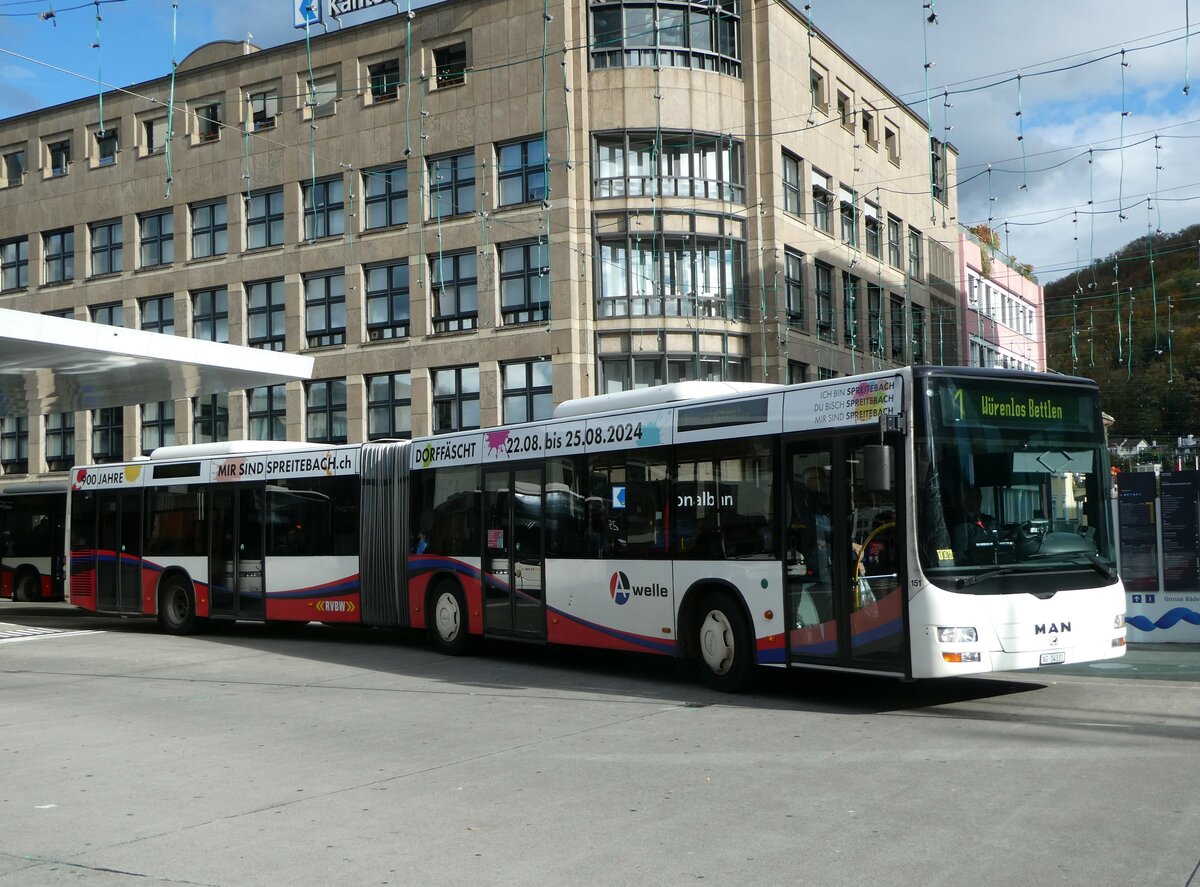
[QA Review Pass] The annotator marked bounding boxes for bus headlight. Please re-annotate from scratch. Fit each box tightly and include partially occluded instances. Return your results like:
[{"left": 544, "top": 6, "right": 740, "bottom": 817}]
[{"left": 937, "top": 626, "right": 978, "bottom": 644}]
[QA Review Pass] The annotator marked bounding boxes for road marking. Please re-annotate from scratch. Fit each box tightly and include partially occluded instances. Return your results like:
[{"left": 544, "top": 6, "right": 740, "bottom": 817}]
[{"left": 0, "top": 627, "right": 100, "bottom": 644}]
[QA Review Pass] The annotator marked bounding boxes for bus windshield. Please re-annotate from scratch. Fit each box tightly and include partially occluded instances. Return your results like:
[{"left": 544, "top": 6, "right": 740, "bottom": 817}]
[{"left": 914, "top": 374, "right": 1116, "bottom": 593}]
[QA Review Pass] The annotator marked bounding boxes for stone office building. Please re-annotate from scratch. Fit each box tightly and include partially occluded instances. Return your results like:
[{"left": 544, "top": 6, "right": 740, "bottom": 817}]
[{"left": 0, "top": 0, "right": 958, "bottom": 477}]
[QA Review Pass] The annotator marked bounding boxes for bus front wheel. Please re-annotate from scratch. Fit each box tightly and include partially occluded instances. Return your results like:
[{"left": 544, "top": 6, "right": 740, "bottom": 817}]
[
  {"left": 430, "top": 582, "right": 469, "bottom": 655},
  {"left": 158, "top": 578, "right": 199, "bottom": 635},
  {"left": 694, "top": 591, "right": 754, "bottom": 692}
]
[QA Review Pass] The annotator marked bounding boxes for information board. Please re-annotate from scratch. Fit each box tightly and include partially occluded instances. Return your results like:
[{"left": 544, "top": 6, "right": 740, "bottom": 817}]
[
  {"left": 1117, "top": 472, "right": 1159, "bottom": 592},
  {"left": 1159, "top": 472, "right": 1200, "bottom": 592}
]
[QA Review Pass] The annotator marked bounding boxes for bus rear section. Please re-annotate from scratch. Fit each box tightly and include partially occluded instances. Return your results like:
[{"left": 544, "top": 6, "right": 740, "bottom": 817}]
[
  {"left": 1, "top": 483, "right": 68, "bottom": 602},
  {"left": 66, "top": 442, "right": 411, "bottom": 632}
]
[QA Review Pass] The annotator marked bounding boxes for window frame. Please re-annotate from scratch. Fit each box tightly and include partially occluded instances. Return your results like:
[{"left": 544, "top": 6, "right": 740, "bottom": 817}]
[
  {"left": 431, "top": 365, "right": 481, "bottom": 434},
  {"left": 501, "top": 358, "right": 553, "bottom": 424},
  {"left": 363, "top": 165, "right": 408, "bottom": 230},
  {"left": 302, "top": 176, "right": 346, "bottom": 241},
  {"left": 43, "top": 227, "right": 75, "bottom": 284},
  {"left": 190, "top": 198, "right": 228, "bottom": 259},
  {"left": 366, "top": 372, "right": 412, "bottom": 440},
  {"left": 248, "top": 384, "right": 288, "bottom": 441},
  {"left": 430, "top": 250, "right": 478, "bottom": 333},
  {"left": 304, "top": 270, "right": 347, "bottom": 348},
  {"left": 428, "top": 151, "right": 476, "bottom": 219},
  {"left": 497, "top": 137, "right": 548, "bottom": 207},
  {"left": 784, "top": 247, "right": 805, "bottom": 327},
  {"left": 247, "top": 278, "right": 287, "bottom": 351},
  {"left": 139, "top": 209, "right": 174, "bottom": 268},
  {"left": 305, "top": 379, "right": 348, "bottom": 444},
  {"left": 245, "top": 187, "right": 285, "bottom": 250},
  {"left": 365, "top": 261, "right": 410, "bottom": 340},
  {"left": 498, "top": 241, "right": 550, "bottom": 325},
  {"left": 1, "top": 236, "right": 29, "bottom": 291}
]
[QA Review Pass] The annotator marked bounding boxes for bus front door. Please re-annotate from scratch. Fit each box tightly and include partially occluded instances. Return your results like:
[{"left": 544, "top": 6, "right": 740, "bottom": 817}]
[
  {"left": 785, "top": 435, "right": 905, "bottom": 671},
  {"left": 482, "top": 466, "right": 546, "bottom": 639},
  {"left": 209, "top": 487, "right": 265, "bottom": 619},
  {"left": 95, "top": 490, "right": 143, "bottom": 613}
]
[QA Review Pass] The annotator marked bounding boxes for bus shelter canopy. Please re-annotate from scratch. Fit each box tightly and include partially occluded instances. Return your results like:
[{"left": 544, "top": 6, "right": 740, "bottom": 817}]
[{"left": 0, "top": 309, "right": 314, "bottom": 415}]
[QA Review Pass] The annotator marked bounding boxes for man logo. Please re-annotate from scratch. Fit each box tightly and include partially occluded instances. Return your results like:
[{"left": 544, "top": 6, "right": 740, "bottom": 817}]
[{"left": 610, "top": 571, "right": 631, "bottom": 605}]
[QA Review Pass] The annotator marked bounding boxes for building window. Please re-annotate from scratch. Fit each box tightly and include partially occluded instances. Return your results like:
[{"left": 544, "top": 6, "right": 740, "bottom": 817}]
[
  {"left": 931, "top": 138, "right": 947, "bottom": 204},
  {"left": 192, "top": 394, "right": 229, "bottom": 444},
  {"left": 595, "top": 131, "right": 745, "bottom": 202},
  {"left": 499, "top": 241, "right": 549, "bottom": 324},
  {"left": 247, "top": 279, "right": 286, "bottom": 351},
  {"left": 305, "top": 74, "right": 338, "bottom": 117},
  {"left": 305, "top": 379, "right": 347, "bottom": 444},
  {"left": 784, "top": 248, "right": 804, "bottom": 326},
  {"left": 139, "top": 210, "right": 174, "bottom": 267},
  {"left": 303, "top": 176, "right": 345, "bottom": 241},
  {"left": 890, "top": 296, "right": 906, "bottom": 362},
  {"left": 248, "top": 384, "right": 287, "bottom": 441},
  {"left": 368, "top": 58, "right": 401, "bottom": 102},
  {"left": 89, "top": 219, "right": 122, "bottom": 276},
  {"left": 1, "top": 237, "right": 29, "bottom": 291},
  {"left": 192, "top": 287, "right": 229, "bottom": 343},
  {"left": 598, "top": 335, "right": 747, "bottom": 391},
  {"left": 908, "top": 227, "right": 922, "bottom": 279},
  {"left": 433, "top": 43, "right": 468, "bottom": 88},
  {"left": 498, "top": 137, "right": 547, "bottom": 207},
  {"left": 502, "top": 359, "right": 553, "bottom": 424},
  {"left": 49, "top": 139, "right": 71, "bottom": 175},
  {"left": 45, "top": 412, "right": 74, "bottom": 472},
  {"left": 0, "top": 417, "right": 29, "bottom": 475},
  {"left": 191, "top": 199, "right": 228, "bottom": 259},
  {"left": 43, "top": 228, "right": 74, "bottom": 284},
  {"left": 596, "top": 229, "right": 747, "bottom": 320},
  {"left": 867, "top": 284, "right": 884, "bottom": 357},
  {"left": 810, "top": 66, "right": 828, "bottom": 112},
  {"left": 837, "top": 90, "right": 853, "bottom": 131},
  {"left": 4, "top": 148, "right": 25, "bottom": 186},
  {"left": 364, "top": 165, "right": 407, "bottom": 229},
  {"left": 196, "top": 103, "right": 221, "bottom": 142},
  {"left": 144, "top": 118, "right": 168, "bottom": 154},
  {"left": 92, "top": 302, "right": 123, "bottom": 327},
  {"left": 911, "top": 305, "right": 926, "bottom": 363},
  {"left": 140, "top": 295, "right": 174, "bottom": 334},
  {"left": 367, "top": 372, "right": 411, "bottom": 440},
  {"left": 781, "top": 151, "right": 801, "bottom": 216},
  {"left": 141, "top": 401, "right": 175, "bottom": 454},
  {"left": 817, "top": 366, "right": 836, "bottom": 380},
  {"left": 842, "top": 275, "right": 859, "bottom": 348},
  {"left": 91, "top": 408, "right": 123, "bottom": 463},
  {"left": 787, "top": 362, "right": 808, "bottom": 385},
  {"left": 365, "top": 261, "right": 410, "bottom": 340},
  {"left": 839, "top": 188, "right": 857, "bottom": 247},
  {"left": 811, "top": 170, "right": 832, "bottom": 234},
  {"left": 815, "top": 262, "right": 834, "bottom": 342},
  {"left": 430, "top": 251, "right": 478, "bottom": 332},
  {"left": 429, "top": 151, "right": 475, "bottom": 218},
  {"left": 304, "top": 271, "right": 346, "bottom": 347},
  {"left": 885, "top": 124, "right": 900, "bottom": 165},
  {"left": 249, "top": 89, "right": 279, "bottom": 131},
  {"left": 245, "top": 187, "right": 284, "bottom": 250},
  {"left": 432, "top": 366, "right": 480, "bottom": 434},
  {"left": 95, "top": 129, "right": 118, "bottom": 166},
  {"left": 887, "top": 215, "right": 902, "bottom": 269},
  {"left": 590, "top": 0, "right": 742, "bottom": 77},
  {"left": 865, "top": 204, "right": 881, "bottom": 258},
  {"left": 861, "top": 109, "right": 877, "bottom": 148}
]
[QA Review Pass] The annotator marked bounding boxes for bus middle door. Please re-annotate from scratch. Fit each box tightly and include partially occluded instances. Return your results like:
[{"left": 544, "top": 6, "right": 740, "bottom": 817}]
[
  {"left": 482, "top": 465, "right": 546, "bottom": 639},
  {"left": 209, "top": 486, "right": 265, "bottom": 619}
]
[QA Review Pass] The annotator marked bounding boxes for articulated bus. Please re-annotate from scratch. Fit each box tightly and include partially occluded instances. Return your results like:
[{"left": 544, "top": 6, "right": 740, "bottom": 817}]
[
  {"left": 1, "top": 481, "right": 68, "bottom": 602},
  {"left": 66, "top": 366, "right": 1126, "bottom": 690}
]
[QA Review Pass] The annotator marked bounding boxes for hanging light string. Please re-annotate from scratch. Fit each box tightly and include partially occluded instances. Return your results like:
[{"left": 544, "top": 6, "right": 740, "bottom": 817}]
[
  {"left": 92, "top": 0, "right": 103, "bottom": 132},
  {"left": 1015, "top": 71, "right": 1029, "bottom": 191},
  {"left": 1154, "top": 134, "right": 1165, "bottom": 234},
  {"left": 1114, "top": 257, "right": 1123, "bottom": 365},
  {"left": 163, "top": 0, "right": 178, "bottom": 197},
  {"left": 1146, "top": 200, "right": 1161, "bottom": 357},
  {"left": 1186, "top": 0, "right": 1193, "bottom": 96},
  {"left": 1118, "top": 49, "right": 1130, "bottom": 221},
  {"left": 303, "top": 15, "right": 319, "bottom": 240},
  {"left": 404, "top": 2, "right": 414, "bottom": 159},
  {"left": 921, "top": 0, "right": 937, "bottom": 222}
]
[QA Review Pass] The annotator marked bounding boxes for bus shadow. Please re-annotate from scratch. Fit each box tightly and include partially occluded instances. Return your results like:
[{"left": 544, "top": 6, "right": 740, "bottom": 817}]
[{"left": 0, "top": 604, "right": 1040, "bottom": 715}]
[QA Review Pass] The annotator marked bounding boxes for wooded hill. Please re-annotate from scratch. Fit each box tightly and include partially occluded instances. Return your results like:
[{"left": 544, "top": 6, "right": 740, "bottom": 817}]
[{"left": 1042, "top": 223, "right": 1200, "bottom": 439}]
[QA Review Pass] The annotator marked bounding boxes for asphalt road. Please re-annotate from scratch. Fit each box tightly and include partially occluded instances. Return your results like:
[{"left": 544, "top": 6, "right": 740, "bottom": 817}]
[{"left": 1, "top": 603, "right": 1197, "bottom": 887}]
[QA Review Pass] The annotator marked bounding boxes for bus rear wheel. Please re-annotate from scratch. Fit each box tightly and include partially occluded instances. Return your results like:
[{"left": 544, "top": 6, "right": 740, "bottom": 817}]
[
  {"left": 158, "top": 578, "right": 199, "bottom": 635},
  {"left": 694, "top": 591, "right": 754, "bottom": 692},
  {"left": 430, "top": 582, "right": 469, "bottom": 655},
  {"left": 14, "top": 570, "right": 40, "bottom": 602}
]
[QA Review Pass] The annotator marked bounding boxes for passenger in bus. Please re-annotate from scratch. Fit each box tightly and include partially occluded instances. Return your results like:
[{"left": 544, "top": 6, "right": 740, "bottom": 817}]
[
  {"left": 796, "top": 467, "right": 831, "bottom": 585},
  {"left": 413, "top": 531, "right": 428, "bottom": 554},
  {"left": 951, "top": 486, "right": 996, "bottom": 564}
]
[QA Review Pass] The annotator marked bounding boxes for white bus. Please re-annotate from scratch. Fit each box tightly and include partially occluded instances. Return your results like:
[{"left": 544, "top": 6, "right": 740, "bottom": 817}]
[
  {"left": 67, "top": 366, "right": 1126, "bottom": 690},
  {"left": 1, "top": 481, "right": 68, "bottom": 602}
]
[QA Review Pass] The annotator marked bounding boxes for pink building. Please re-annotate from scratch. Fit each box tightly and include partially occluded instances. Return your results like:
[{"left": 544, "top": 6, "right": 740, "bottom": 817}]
[{"left": 958, "top": 229, "right": 1045, "bottom": 371}]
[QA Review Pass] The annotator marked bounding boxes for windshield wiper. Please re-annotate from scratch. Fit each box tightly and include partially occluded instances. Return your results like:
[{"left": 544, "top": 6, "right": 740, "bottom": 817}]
[
  {"left": 1081, "top": 553, "right": 1118, "bottom": 580},
  {"left": 956, "top": 566, "right": 1020, "bottom": 589}
]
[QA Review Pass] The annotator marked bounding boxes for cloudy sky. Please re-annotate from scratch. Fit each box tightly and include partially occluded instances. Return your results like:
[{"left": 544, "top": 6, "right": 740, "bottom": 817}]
[{"left": 1, "top": 0, "right": 1196, "bottom": 284}]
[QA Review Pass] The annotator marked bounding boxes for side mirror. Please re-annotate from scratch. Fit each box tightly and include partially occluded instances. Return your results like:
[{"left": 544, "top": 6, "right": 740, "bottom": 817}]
[{"left": 864, "top": 444, "right": 894, "bottom": 493}]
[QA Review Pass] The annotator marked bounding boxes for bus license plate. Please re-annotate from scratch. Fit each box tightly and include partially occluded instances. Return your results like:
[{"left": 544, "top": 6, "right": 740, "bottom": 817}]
[{"left": 1040, "top": 651, "right": 1066, "bottom": 666}]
